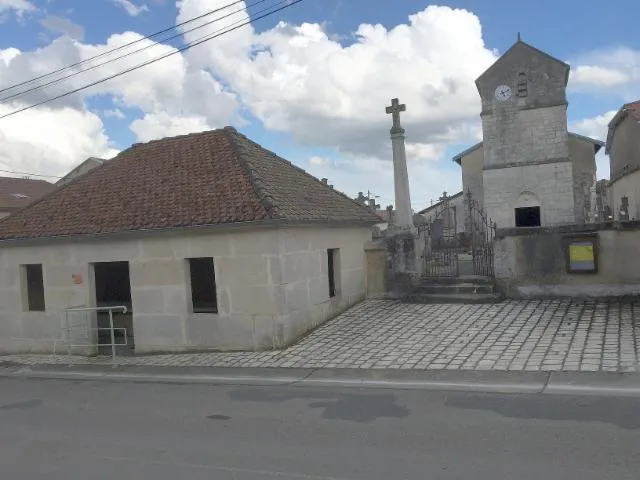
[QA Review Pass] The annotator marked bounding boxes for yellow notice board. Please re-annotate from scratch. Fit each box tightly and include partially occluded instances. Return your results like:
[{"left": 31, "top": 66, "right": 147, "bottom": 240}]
[{"left": 567, "top": 240, "right": 596, "bottom": 273}]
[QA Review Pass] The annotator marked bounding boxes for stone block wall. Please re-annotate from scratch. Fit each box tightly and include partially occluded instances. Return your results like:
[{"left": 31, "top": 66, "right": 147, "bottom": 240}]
[
  {"left": 494, "top": 222, "right": 640, "bottom": 298},
  {"left": 569, "top": 135, "right": 597, "bottom": 224},
  {"left": 0, "top": 225, "right": 371, "bottom": 354},
  {"left": 482, "top": 104, "right": 569, "bottom": 170},
  {"left": 483, "top": 161, "right": 575, "bottom": 227}
]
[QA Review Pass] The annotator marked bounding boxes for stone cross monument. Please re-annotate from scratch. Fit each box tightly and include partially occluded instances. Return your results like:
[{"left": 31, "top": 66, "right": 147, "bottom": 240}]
[{"left": 385, "top": 98, "right": 413, "bottom": 229}]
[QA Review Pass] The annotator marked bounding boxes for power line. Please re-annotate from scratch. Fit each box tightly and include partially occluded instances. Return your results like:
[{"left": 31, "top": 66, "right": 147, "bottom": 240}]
[
  {"left": 0, "top": 0, "right": 249, "bottom": 96},
  {"left": 0, "top": 0, "right": 303, "bottom": 120},
  {"left": 0, "top": 168, "right": 63, "bottom": 179},
  {"left": 0, "top": 0, "right": 271, "bottom": 104}
]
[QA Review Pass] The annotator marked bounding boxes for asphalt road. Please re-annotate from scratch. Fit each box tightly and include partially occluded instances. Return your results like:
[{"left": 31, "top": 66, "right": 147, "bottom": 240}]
[{"left": 1, "top": 378, "right": 640, "bottom": 479}]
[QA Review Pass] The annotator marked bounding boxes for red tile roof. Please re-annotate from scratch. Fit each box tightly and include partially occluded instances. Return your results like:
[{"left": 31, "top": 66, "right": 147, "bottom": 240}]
[
  {"left": 0, "top": 177, "right": 55, "bottom": 213},
  {"left": 0, "top": 127, "right": 379, "bottom": 240},
  {"left": 626, "top": 100, "right": 640, "bottom": 120}
]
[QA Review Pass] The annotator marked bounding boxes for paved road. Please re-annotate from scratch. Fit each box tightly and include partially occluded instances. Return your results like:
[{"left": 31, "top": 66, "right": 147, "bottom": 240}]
[{"left": 1, "top": 378, "right": 640, "bottom": 479}]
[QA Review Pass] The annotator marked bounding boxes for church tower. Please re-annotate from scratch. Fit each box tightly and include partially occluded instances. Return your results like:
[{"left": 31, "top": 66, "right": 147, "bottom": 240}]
[{"left": 475, "top": 37, "right": 574, "bottom": 228}]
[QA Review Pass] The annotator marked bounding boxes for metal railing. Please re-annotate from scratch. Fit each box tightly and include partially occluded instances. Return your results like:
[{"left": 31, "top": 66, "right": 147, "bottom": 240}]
[{"left": 63, "top": 305, "right": 129, "bottom": 361}]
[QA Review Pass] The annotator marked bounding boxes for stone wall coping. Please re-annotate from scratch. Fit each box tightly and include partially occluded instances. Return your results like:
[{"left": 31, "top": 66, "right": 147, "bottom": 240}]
[
  {"left": 364, "top": 240, "right": 387, "bottom": 251},
  {"left": 496, "top": 220, "right": 640, "bottom": 238}
]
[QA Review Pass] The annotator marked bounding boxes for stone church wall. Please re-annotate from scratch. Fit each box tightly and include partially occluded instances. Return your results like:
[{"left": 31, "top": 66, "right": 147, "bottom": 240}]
[
  {"left": 482, "top": 104, "right": 569, "bottom": 170},
  {"left": 483, "top": 162, "right": 575, "bottom": 228},
  {"left": 461, "top": 148, "right": 484, "bottom": 209}
]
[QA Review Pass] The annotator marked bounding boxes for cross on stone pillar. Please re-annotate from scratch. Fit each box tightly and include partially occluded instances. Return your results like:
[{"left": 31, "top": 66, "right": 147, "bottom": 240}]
[
  {"left": 385, "top": 98, "right": 406, "bottom": 134},
  {"left": 384, "top": 97, "right": 412, "bottom": 231}
]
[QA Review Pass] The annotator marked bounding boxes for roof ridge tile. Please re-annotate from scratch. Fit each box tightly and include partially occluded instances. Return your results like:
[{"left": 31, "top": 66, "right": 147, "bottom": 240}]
[
  {"left": 230, "top": 128, "right": 379, "bottom": 220},
  {"left": 223, "top": 127, "right": 282, "bottom": 219}
]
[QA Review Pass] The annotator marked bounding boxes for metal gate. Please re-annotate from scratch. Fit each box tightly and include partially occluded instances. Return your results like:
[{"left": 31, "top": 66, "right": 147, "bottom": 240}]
[
  {"left": 419, "top": 190, "right": 496, "bottom": 277},
  {"left": 419, "top": 192, "right": 461, "bottom": 277},
  {"left": 466, "top": 191, "right": 496, "bottom": 277}
]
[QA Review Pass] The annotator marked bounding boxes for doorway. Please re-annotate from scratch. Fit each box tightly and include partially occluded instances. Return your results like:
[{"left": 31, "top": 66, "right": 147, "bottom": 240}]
[
  {"left": 93, "top": 261, "right": 134, "bottom": 355},
  {"left": 515, "top": 206, "right": 541, "bottom": 227}
]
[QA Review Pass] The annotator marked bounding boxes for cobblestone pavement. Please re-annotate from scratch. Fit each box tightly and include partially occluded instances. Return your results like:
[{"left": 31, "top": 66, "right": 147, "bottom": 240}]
[{"left": 2, "top": 299, "right": 640, "bottom": 372}]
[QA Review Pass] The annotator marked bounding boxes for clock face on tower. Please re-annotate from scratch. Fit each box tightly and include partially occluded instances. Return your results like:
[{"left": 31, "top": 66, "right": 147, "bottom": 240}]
[{"left": 494, "top": 84, "right": 512, "bottom": 101}]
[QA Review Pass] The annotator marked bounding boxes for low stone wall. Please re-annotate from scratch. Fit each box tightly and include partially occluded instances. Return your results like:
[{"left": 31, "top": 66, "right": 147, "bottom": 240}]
[{"left": 495, "top": 221, "right": 640, "bottom": 298}]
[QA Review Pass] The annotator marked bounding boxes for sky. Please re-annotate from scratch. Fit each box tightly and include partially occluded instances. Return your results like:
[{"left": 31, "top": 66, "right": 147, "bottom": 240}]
[{"left": 0, "top": 0, "right": 638, "bottom": 212}]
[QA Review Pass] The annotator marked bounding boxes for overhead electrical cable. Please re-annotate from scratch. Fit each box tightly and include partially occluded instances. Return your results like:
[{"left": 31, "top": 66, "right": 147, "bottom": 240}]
[
  {"left": 0, "top": 0, "right": 271, "bottom": 104},
  {"left": 0, "top": 0, "right": 250, "bottom": 96},
  {"left": 0, "top": 0, "right": 304, "bottom": 120}
]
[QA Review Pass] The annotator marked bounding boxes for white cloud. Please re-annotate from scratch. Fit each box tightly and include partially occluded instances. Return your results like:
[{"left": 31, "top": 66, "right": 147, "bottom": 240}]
[
  {"left": 308, "top": 155, "right": 330, "bottom": 166},
  {"left": 569, "top": 47, "right": 640, "bottom": 100},
  {"left": 112, "top": 0, "right": 149, "bottom": 16},
  {"left": 0, "top": 0, "right": 35, "bottom": 15},
  {"left": 0, "top": 1, "right": 500, "bottom": 209},
  {"left": 130, "top": 112, "right": 211, "bottom": 142},
  {"left": 570, "top": 65, "right": 630, "bottom": 88},
  {"left": 175, "top": 0, "right": 498, "bottom": 209},
  {"left": 0, "top": 105, "right": 118, "bottom": 178},
  {"left": 177, "top": 0, "right": 497, "bottom": 161},
  {"left": 570, "top": 110, "right": 617, "bottom": 142},
  {"left": 0, "top": 32, "right": 240, "bottom": 137},
  {"left": 40, "top": 15, "right": 85, "bottom": 41},
  {"left": 103, "top": 108, "right": 125, "bottom": 119},
  {"left": 0, "top": 26, "right": 240, "bottom": 178}
]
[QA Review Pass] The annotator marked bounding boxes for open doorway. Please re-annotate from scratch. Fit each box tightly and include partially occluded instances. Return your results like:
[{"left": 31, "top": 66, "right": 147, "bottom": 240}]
[
  {"left": 515, "top": 206, "right": 541, "bottom": 227},
  {"left": 514, "top": 191, "right": 542, "bottom": 227},
  {"left": 93, "top": 261, "right": 134, "bottom": 355}
]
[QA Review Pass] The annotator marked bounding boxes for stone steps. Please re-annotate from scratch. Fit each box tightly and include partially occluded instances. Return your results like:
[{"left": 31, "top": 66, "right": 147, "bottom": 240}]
[{"left": 405, "top": 276, "right": 504, "bottom": 304}]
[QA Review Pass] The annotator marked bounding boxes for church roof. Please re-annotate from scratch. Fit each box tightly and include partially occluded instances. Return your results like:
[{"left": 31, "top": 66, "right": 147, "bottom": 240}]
[
  {"left": 476, "top": 39, "right": 570, "bottom": 87},
  {"left": 452, "top": 133, "right": 605, "bottom": 165},
  {"left": 605, "top": 100, "right": 640, "bottom": 154},
  {"left": 0, "top": 127, "right": 379, "bottom": 242}
]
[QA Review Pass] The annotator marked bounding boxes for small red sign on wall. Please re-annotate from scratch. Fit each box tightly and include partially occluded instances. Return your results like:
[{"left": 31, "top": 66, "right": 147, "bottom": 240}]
[{"left": 72, "top": 274, "right": 83, "bottom": 285}]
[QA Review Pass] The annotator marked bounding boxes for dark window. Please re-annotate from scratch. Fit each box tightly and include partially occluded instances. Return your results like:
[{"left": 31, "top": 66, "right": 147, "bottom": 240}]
[
  {"left": 188, "top": 258, "right": 218, "bottom": 313},
  {"left": 24, "top": 264, "right": 45, "bottom": 311},
  {"left": 327, "top": 249, "right": 338, "bottom": 298},
  {"left": 515, "top": 206, "right": 541, "bottom": 227}
]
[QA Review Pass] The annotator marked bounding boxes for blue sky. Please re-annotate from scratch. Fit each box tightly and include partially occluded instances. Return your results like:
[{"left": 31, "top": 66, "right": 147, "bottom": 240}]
[{"left": 0, "top": 0, "right": 638, "bottom": 210}]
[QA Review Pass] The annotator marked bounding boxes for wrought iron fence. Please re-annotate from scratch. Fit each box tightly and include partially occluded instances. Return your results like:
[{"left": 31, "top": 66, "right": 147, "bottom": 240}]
[{"left": 419, "top": 190, "right": 496, "bottom": 277}]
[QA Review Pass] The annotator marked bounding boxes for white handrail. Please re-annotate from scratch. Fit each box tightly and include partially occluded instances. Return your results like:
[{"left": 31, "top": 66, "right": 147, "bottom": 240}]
[
  {"left": 65, "top": 305, "right": 128, "bottom": 314},
  {"left": 64, "top": 305, "right": 129, "bottom": 360}
]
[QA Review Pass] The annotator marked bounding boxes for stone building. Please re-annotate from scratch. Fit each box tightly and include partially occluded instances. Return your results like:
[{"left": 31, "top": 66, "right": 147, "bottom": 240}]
[
  {"left": 605, "top": 100, "right": 640, "bottom": 220},
  {"left": 457, "top": 38, "right": 604, "bottom": 228},
  {"left": 0, "top": 127, "right": 378, "bottom": 354},
  {"left": 0, "top": 177, "right": 55, "bottom": 219},
  {"left": 56, "top": 157, "right": 107, "bottom": 187}
]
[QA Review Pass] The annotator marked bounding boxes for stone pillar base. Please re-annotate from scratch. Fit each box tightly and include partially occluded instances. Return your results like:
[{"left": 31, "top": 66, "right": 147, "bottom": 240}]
[{"left": 386, "top": 229, "right": 418, "bottom": 274}]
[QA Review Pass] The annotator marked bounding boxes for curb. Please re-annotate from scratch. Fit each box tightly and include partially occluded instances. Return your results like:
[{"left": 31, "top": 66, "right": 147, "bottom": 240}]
[{"left": 3, "top": 365, "right": 640, "bottom": 396}]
